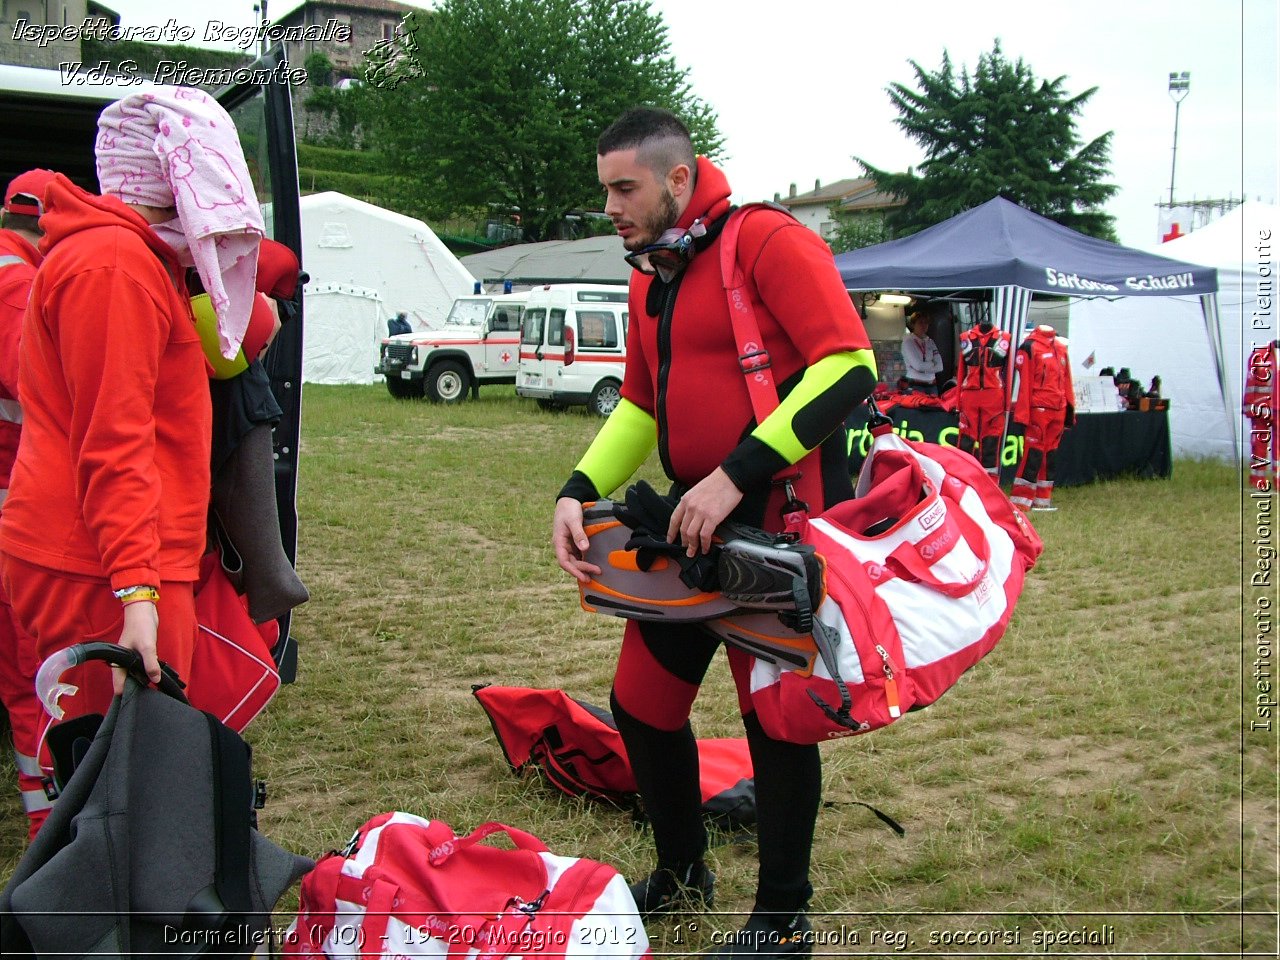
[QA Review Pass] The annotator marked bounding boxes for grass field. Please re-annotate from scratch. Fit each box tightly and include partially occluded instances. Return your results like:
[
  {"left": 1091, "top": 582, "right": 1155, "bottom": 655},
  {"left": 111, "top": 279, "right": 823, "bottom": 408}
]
[{"left": 0, "top": 384, "right": 1270, "bottom": 958}]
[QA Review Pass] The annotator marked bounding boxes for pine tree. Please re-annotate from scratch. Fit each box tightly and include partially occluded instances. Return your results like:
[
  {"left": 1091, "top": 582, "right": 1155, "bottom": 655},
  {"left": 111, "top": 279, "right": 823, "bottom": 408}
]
[{"left": 858, "top": 41, "right": 1118, "bottom": 240}]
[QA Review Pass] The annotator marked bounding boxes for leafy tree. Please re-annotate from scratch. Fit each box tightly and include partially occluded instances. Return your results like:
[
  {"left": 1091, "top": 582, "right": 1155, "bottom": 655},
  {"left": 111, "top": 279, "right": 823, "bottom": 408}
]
[
  {"left": 827, "top": 207, "right": 892, "bottom": 254},
  {"left": 361, "top": 0, "right": 722, "bottom": 241},
  {"left": 304, "top": 51, "right": 334, "bottom": 88},
  {"left": 858, "top": 41, "right": 1118, "bottom": 240}
]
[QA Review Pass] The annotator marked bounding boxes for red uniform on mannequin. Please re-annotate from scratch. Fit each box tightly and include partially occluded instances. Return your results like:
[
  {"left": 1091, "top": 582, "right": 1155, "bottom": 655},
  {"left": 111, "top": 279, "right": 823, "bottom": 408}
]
[
  {"left": 1010, "top": 326, "right": 1074, "bottom": 511},
  {"left": 1244, "top": 342, "right": 1278, "bottom": 491},
  {"left": 0, "top": 169, "right": 58, "bottom": 838},
  {"left": 956, "top": 321, "right": 1011, "bottom": 478}
]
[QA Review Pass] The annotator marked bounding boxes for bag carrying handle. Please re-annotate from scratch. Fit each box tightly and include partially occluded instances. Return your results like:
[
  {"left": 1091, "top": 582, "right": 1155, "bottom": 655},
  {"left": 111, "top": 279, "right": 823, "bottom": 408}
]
[
  {"left": 428, "top": 820, "right": 550, "bottom": 865},
  {"left": 359, "top": 877, "right": 400, "bottom": 960},
  {"left": 884, "top": 504, "right": 991, "bottom": 598}
]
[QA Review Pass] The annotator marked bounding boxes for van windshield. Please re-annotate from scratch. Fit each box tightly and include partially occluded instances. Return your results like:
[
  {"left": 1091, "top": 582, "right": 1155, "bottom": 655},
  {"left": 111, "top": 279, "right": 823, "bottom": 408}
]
[{"left": 446, "top": 299, "right": 492, "bottom": 326}]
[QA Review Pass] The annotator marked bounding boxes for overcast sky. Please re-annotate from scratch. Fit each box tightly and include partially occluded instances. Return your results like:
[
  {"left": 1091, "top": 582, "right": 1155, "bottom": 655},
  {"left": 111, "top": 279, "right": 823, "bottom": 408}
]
[{"left": 100, "top": 0, "right": 1278, "bottom": 249}]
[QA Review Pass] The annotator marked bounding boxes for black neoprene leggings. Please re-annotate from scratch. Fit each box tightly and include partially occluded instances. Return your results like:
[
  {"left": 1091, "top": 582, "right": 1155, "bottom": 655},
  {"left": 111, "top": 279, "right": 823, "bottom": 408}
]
[{"left": 611, "top": 619, "right": 820, "bottom": 914}]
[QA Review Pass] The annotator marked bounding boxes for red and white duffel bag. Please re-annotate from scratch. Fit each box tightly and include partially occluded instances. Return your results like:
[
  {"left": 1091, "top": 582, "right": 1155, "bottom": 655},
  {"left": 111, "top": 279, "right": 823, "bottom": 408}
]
[
  {"left": 285, "top": 812, "right": 650, "bottom": 959},
  {"left": 713, "top": 424, "right": 1043, "bottom": 744}
]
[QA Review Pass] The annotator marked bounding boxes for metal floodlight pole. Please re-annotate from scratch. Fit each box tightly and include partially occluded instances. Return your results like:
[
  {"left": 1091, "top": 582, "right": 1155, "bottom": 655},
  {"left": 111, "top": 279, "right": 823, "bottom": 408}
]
[{"left": 1167, "top": 71, "right": 1190, "bottom": 206}]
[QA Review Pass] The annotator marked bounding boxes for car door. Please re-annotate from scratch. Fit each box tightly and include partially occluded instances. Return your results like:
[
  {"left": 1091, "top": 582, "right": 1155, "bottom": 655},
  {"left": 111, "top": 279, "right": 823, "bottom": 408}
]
[{"left": 217, "top": 49, "right": 305, "bottom": 681}]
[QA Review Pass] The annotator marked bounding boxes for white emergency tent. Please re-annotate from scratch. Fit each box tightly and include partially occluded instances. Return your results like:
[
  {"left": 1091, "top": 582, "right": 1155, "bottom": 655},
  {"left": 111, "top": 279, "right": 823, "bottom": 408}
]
[
  {"left": 298, "top": 192, "right": 475, "bottom": 383},
  {"left": 301, "top": 283, "right": 384, "bottom": 385},
  {"left": 1069, "top": 202, "right": 1277, "bottom": 460}
]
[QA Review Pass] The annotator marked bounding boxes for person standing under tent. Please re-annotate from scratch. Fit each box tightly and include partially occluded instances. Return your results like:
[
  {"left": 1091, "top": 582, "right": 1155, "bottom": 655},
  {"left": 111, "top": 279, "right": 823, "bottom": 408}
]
[
  {"left": 900, "top": 301, "right": 944, "bottom": 394},
  {"left": 1009, "top": 325, "right": 1074, "bottom": 511},
  {"left": 552, "top": 107, "right": 877, "bottom": 957}
]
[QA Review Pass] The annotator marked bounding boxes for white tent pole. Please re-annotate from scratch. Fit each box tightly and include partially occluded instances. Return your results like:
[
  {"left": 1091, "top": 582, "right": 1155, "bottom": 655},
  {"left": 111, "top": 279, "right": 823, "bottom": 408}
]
[
  {"left": 1199, "top": 292, "right": 1236, "bottom": 457},
  {"left": 994, "top": 286, "right": 1032, "bottom": 476}
]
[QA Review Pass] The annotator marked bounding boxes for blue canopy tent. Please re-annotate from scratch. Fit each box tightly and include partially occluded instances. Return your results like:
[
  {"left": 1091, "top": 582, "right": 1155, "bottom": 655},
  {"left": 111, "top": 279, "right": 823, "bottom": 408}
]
[{"left": 832, "top": 197, "right": 1229, "bottom": 447}]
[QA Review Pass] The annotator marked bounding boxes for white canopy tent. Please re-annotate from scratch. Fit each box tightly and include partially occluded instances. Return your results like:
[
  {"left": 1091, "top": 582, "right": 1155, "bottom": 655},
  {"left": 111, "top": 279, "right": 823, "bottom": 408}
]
[
  {"left": 1069, "top": 202, "right": 1276, "bottom": 460},
  {"left": 297, "top": 193, "right": 475, "bottom": 384},
  {"left": 300, "top": 283, "right": 385, "bottom": 385}
]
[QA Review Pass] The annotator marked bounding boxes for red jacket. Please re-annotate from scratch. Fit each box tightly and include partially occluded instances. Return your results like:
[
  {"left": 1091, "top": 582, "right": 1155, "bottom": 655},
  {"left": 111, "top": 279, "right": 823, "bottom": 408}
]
[
  {"left": 1012, "top": 326, "right": 1074, "bottom": 424},
  {"left": 958, "top": 324, "right": 1010, "bottom": 394},
  {"left": 0, "top": 229, "right": 41, "bottom": 489},
  {"left": 0, "top": 176, "right": 211, "bottom": 590},
  {"left": 621, "top": 158, "right": 869, "bottom": 502}
]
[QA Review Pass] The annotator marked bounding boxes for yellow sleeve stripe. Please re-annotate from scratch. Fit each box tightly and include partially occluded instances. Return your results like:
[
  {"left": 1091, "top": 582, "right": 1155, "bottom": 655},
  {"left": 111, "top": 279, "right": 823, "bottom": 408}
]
[
  {"left": 753, "top": 349, "right": 878, "bottom": 464},
  {"left": 574, "top": 397, "right": 658, "bottom": 498}
]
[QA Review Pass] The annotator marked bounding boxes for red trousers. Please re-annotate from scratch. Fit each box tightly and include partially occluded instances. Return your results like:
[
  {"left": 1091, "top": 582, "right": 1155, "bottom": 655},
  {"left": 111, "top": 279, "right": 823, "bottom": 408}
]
[
  {"left": 1021, "top": 406, "right": 1067, "bottom": 453},
  {"left": 1012, "top": 407, "right": 1067, "bottom": 509},
  {"left": 0, "top": 553, "right": 196, "bottom": 775},
  {"left": 0, "top": 572, "right": 46, "bottom": 838},
  {"left": 957, "top": 389, "right": 1007, "bottom": 470}
]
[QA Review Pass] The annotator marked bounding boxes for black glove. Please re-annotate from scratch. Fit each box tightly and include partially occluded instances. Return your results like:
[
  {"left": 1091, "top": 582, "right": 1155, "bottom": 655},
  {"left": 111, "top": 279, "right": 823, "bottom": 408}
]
[{"left": 614, "top": 480, "right": 719, "bottom": 592}]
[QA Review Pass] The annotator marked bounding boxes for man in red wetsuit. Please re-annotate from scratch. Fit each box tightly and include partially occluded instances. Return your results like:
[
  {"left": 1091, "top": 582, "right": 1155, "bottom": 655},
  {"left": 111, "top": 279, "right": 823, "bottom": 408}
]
[
  {"left": 1010, "top": 325, "right": 1075, "bottom": 511},
  {"left": 0, "top": 88, "right": 264, "bottom": 800},
  {"left": 0, "top": 169, "right": 58, "bottom": 837},
  {"left": 1244, "top": 341, "right": 1278, "bottom": 491},
  {"left": 552, "top": 108, "right": 877, "bottom": 957},
  {"left": 956, "top": 319, "right": 1012, "bottom": 479}
]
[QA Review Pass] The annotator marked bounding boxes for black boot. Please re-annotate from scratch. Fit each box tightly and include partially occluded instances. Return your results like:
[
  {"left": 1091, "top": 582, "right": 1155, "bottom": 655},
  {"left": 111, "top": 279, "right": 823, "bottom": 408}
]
[
  {"left": 211, "top": 423, "right": 309, "bottom": 623},
  {"left": 629, "top": 860, "right": 715, "bottom": 919},
  {"left": 706, "top": 911, "right": 812, "bottom": 957}
]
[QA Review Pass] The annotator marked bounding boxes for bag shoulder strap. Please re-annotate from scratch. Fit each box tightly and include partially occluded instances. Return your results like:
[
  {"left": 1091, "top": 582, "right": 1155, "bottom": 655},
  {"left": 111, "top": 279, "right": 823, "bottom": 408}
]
[
  {"left": 719, "top": 201, "right": 798, "bottom": 424},
  {"left": 720, "top": 202, "right": 819, "bottom": 501}
]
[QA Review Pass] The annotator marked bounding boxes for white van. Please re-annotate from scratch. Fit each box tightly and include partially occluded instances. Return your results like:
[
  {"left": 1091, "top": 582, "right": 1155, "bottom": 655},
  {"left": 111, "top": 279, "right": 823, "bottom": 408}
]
[{"left": 516, "top": 284, "right": 629, "bottom": 416}]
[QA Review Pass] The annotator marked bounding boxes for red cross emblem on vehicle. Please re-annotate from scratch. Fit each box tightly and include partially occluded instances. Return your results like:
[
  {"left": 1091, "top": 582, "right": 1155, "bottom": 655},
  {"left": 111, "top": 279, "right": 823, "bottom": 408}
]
[{"left": 500, "top": 351, "right": 512, "bottom": 364}]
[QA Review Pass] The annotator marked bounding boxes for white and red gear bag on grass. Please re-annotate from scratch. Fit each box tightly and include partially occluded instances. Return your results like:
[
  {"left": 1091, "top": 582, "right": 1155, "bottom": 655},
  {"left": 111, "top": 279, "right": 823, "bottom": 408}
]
[
  {"left": 715, "top": 424, "right": 1043, "bottom": 743},
  {"left": 285, "top": 812, "right": 650, "bottom": 959}
]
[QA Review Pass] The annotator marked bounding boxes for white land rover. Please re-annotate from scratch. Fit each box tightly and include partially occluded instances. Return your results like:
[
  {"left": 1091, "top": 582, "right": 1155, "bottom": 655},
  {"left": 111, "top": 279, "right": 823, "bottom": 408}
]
[{"left": 375, "top": 292, "right": 528, "bottom": 401}]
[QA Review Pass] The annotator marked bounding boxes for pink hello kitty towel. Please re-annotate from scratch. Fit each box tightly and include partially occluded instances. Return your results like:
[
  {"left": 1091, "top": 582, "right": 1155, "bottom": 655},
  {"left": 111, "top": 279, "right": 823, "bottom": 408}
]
[{"left": 96, "top": 85, "right": 264, "bottom": 358}]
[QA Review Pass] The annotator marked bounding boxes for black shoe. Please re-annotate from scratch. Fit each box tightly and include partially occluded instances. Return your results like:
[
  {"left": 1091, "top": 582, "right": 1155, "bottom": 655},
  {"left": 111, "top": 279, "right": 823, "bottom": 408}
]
[
  {"left": 628, "top": 861, "right": 715, "bottom": 918},
  {"left": 706, "top": 912, "right": 812, "bottom": 957}
]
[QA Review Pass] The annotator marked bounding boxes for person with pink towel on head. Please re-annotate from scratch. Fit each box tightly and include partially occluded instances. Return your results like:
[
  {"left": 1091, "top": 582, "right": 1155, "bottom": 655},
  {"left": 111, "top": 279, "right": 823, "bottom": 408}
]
[{"left": 0, "top": 87, "right": 264, "bottom": 798}]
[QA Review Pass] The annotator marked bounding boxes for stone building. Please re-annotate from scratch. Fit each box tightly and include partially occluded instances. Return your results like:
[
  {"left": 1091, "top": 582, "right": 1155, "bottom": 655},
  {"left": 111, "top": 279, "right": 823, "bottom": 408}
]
[
  {"left": 0, "top": 0, "right": 117, "bottom": 69},
  {"left": 271, "top": 0, "right": 415, "bottom": 83}
]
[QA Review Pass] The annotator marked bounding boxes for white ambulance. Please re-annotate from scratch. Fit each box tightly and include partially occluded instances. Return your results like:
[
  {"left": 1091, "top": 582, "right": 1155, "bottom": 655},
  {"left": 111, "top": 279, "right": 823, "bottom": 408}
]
[{"left": 516, "top": 284, "right": 629, "bottom": 416}]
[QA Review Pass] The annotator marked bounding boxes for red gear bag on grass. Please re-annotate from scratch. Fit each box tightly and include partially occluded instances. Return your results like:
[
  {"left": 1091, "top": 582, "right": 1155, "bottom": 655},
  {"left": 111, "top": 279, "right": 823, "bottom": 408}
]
[
  {"left": 285, "top": 812, "right": 650, "bottom": 959},
  {"left": 472, "top": 684, "right": 756, "bottom": 830}
]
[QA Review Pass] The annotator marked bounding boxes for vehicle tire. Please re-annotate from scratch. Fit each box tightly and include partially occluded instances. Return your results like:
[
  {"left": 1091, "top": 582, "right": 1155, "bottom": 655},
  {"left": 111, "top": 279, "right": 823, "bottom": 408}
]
[
  {"left": 385, "top": 376, "right": 422, "bottom": 400},
  {"left": 537, "top": 398, "right": 567, "bottom": 412},
  {"left": 588, "top": 378, "right": 622, "bottom": 417},
  {"left": 425, "top": 361, "right": 470, "bottom": 404}
]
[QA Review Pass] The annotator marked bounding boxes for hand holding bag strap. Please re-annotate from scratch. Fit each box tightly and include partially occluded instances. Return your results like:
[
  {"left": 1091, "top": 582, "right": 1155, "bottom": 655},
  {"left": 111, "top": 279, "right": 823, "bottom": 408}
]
[
  {"left": 428, "top": 821, "right": 550, "bottom": 865},
  {"left": 884, "top": 506, "right": 992, "bottom": 598}
]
